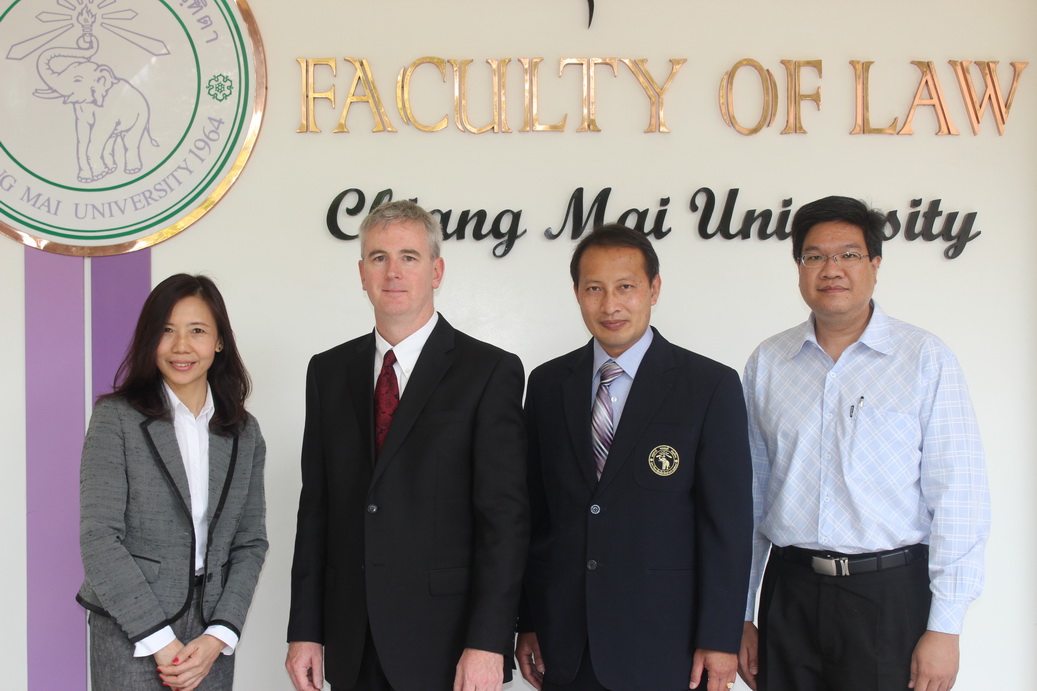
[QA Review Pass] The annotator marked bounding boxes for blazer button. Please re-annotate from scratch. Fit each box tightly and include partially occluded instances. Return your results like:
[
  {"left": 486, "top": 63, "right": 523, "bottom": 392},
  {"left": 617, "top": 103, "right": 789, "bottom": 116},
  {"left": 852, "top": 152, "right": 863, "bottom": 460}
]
[
  {"left": 589, "top": 504, "right": 601, "bottom": 515},
  {"left": 586, "top": 560, "right": 598, "bottom": 570},
  {"left": 366, "top": 504, "right": 378, "bottom": 514}
]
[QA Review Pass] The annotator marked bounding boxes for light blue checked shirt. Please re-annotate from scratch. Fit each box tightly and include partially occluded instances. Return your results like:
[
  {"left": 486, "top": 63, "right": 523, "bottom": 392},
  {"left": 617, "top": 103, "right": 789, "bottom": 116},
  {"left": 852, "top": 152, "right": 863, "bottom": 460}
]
[{"left": 743, "top": 303, "right": 989, "bottom": 634}]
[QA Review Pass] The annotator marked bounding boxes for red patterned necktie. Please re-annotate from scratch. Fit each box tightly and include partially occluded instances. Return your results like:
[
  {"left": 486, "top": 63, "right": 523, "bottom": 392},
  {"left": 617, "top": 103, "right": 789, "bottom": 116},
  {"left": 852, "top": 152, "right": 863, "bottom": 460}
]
[{"left": 374, "top": 349, "right": 399, "bottom": 456}]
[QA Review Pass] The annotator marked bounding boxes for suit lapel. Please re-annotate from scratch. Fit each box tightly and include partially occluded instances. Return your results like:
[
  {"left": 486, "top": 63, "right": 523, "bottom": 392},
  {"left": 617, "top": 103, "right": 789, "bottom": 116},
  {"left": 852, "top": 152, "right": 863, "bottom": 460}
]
[
  {"left": 597, "top": 331, "right": 677, "bottom": 492},
  {"left": 561, "top": 343, "right": 598, "bottom": 491},
  {"left": 141, "top": 417, "right": 192, "bottom": 519},
  {"left": 207, "top": 431, "right": 234, "bottom": 523},
  {"left": 371, "top": 317, "right": 454, "bottom": 484}
]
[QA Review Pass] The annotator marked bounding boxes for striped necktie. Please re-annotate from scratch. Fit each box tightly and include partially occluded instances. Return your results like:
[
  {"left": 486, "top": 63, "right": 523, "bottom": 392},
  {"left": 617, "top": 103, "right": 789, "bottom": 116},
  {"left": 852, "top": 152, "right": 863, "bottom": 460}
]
[{"left": 591, "top": 360, "right": 624, "bottom": 479}]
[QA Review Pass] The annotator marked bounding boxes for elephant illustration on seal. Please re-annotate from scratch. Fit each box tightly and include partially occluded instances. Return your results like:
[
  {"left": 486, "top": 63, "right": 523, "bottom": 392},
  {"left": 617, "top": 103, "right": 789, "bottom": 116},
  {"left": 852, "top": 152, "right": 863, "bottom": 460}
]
[{"left": 34, "top": 35, "right": 158, "bottom": 183}]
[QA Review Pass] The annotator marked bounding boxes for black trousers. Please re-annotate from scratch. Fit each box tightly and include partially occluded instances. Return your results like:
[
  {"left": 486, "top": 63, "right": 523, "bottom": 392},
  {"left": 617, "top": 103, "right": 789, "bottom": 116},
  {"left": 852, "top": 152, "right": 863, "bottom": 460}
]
[{"left": 757, "top": 548, "right": 932, "bottom": 691}]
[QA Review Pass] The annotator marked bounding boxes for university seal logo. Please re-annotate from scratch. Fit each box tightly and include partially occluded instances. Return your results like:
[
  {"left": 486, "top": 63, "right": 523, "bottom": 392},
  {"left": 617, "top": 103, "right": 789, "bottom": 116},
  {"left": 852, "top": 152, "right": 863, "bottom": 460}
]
[
  {"left": 648, "top": 445, "right": 679, "bottom": 477},
  {"left": 0, "top": 0, "right": 265, "bottom": 255}
]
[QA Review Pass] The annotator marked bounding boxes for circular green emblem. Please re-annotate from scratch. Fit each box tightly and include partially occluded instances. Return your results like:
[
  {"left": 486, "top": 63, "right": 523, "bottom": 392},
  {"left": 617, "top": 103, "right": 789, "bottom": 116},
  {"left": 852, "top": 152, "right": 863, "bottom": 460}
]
[{"left": 0, "top": 0, "right": 265, "bottom": 255}]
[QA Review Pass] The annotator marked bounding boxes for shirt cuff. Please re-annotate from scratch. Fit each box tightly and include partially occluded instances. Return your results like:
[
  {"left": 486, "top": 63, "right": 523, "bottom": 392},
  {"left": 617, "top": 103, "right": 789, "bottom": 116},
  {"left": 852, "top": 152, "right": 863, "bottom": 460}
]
[
  {"left": 133, "top": 626, "right": 176, "bottom": 657},
  {"left": 927, "top": 597, "right": 970, "bottom": 635},
  {"left": 204, "top": 625, "right": 239, "bottom": 655}
]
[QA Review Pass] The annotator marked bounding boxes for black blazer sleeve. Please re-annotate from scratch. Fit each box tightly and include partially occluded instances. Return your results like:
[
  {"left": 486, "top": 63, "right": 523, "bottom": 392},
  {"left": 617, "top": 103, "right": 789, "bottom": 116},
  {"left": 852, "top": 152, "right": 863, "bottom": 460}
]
[
  {"left": 692, "top": 366, "right": 754, "bottom": 652},
  {"left": 287, "top": 356, "right": 331, "bottom": 644},
  {"left": 461, "top": 350, "right": 529, "bottom": 653}
]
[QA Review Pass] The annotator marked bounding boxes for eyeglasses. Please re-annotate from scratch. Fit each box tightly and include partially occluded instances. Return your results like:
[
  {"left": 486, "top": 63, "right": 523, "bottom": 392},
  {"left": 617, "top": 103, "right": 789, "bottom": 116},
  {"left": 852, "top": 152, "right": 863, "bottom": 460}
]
[{"left": 798, "top": 251, "right": 870, "bottom": 268}]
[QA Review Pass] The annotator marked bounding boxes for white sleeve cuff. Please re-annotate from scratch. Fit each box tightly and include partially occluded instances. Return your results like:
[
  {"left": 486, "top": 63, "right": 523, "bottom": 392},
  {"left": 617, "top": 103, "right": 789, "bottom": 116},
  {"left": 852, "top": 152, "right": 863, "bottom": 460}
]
[
  {"left": 204, "top": 625, "right": 239, "bottom": 655},
  {"left": 133, "top": 626, "right": 176, "bottom": 657}
]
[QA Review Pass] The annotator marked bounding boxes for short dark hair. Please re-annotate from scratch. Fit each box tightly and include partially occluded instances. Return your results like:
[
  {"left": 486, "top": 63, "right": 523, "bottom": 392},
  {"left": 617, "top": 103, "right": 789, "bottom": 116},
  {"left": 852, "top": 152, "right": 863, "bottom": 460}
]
[
  {"left": 570, "top": 224, "right": 660, "bottom": 285},
  {"left": 791, "top": 196, "right": 885, "bottom": 261},
  {"left": 102, "top": 273, "right": 251, "bottom": 434}
]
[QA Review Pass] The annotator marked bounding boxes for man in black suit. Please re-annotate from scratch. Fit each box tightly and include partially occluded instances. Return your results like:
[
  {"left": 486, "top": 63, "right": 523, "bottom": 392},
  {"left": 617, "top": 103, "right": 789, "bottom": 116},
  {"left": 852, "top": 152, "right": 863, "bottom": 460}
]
[
  {"left": 516, "top": 224, "right": 753, "bottom": 691},
  {"left": 286, "top": 200, "right": 528, "bottom": 691}
]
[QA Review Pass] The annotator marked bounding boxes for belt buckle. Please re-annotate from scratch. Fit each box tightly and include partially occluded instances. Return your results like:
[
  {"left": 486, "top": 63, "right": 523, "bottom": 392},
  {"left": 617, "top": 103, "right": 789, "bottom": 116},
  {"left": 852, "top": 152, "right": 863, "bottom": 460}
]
[{"left": 811, "top": 555, "right": 850, "bottom": 576}]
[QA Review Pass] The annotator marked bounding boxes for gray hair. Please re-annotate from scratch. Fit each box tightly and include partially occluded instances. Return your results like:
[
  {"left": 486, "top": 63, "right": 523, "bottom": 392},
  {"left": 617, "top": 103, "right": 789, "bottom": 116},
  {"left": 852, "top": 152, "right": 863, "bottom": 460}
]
[{"left": 358, "top": 200, "right": 442, "bottom": 260}]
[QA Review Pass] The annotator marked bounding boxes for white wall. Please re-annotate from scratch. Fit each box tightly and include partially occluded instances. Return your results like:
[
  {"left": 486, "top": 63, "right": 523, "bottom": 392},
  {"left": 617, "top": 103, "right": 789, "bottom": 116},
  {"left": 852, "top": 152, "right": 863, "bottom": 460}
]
[
  {"left": 2, "top": 0, "right": 1034, "bottom": 688},
  {"left": 1, "top": 238, "right": 26, "bottom": 691}
]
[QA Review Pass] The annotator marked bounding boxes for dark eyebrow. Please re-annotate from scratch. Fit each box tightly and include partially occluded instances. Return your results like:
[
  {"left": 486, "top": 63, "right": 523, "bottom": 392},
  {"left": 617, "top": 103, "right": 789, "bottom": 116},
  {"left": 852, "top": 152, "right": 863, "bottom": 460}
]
[{"left": 802, "top": 242, "right": 863, "bottom": 253}]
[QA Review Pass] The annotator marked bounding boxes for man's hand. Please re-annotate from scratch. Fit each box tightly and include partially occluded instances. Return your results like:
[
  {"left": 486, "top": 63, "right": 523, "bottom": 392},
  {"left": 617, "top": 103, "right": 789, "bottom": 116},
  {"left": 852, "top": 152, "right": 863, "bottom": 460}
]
[
  {"left": 286, "top": 641, "right": 325, "bottom": 691},
  {"left": 909, "top": 630, "right": 959, "bottom": 691},
  {"left": 156, "top": 634, "right": 224, "bottom": 691},
  {"left": 453, "top": 647, "right": 504, "bottom": 691},
  {"left": 690, "top": 649, "right": 738, "bottom": 691},
  {"left": 737, "top": 622, "right": 760, "bottom": 690},
  {"left": 515, "top": 632, "right": 546, "bottom": 690}
]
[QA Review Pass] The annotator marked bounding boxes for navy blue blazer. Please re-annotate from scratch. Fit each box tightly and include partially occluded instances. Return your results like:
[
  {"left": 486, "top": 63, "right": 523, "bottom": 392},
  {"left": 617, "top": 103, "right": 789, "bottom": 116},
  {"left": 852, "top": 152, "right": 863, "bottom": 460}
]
[{"left": 521, "top": 328, "right": 753, "bottom": 689}]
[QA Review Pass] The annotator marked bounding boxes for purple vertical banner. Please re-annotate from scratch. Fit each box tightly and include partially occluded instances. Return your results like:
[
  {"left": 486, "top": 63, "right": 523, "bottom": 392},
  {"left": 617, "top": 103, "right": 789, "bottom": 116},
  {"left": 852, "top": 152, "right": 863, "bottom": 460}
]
[
  {"left": 91, "top": 251, "right": 152, "bottom": 401},
  {"left": 25, "top": 248, "right": 152, "bottom": 691},
  {"left": 25, "top": 249, "right": 86, "bottom": 691}
]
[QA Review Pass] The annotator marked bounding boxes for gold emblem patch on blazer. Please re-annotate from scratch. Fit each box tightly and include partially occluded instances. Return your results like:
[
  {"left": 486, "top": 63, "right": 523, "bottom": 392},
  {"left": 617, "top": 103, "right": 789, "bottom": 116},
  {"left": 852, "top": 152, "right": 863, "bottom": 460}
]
[{"left": 648, "top": 445, "right": 680, "bottom": 476}]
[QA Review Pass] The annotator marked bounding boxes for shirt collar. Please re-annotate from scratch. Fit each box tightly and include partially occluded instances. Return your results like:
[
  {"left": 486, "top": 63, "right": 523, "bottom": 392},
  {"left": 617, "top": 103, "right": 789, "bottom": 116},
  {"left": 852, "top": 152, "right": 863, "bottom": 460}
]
[
  {"left": 855, "top": 301, "right": 894, "bottom": 355},
  {"left": 163, "top": 381, "right": 215, "bottom": 422},
  {"left": 786, "top": 300, "right": 894, "bottom": 359},
  {"left": 375, "top": 311, "right": 439, "bottom": 373},
  {"left": 592, "top": 327, "right": 654, "bottom": 378}
]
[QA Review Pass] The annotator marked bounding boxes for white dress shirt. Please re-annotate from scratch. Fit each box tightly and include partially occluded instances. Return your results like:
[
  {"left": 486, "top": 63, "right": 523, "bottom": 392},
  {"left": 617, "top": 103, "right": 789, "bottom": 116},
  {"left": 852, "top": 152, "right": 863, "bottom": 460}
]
[{"left": 373, "top": 312, "right": 439, "bottom": 397}]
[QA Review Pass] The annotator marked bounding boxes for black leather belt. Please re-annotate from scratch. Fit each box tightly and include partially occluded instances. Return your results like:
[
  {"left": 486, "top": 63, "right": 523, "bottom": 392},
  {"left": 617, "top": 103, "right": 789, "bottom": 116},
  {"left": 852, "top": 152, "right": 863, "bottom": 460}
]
[{"left": 773, "top": 544, "right": 927, "bottom": 577}]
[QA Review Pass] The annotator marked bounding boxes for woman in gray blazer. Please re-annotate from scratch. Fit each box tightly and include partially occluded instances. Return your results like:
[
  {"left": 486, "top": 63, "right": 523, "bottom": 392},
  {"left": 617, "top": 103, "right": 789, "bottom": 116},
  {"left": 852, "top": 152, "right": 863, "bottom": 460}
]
[{"left": 77, "top": 274, "right": 267, "bottom": 690}]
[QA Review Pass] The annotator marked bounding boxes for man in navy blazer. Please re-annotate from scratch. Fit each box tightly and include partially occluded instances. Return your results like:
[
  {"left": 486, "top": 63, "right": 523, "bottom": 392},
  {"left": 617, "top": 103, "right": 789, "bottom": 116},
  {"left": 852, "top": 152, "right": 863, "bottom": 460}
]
[
  {"left": 516, "top": 225, "right": 753, "bottom": 691},
  {"left": 286, "top": 201, "right": 528, "bottom": 691}
]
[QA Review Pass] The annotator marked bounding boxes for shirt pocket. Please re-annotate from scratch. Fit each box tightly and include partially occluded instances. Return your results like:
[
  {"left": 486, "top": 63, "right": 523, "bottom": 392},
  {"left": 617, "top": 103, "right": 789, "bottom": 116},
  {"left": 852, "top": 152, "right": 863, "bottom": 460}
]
[{"left": 851, "top": 407, "right": 921, "bottom": 487}]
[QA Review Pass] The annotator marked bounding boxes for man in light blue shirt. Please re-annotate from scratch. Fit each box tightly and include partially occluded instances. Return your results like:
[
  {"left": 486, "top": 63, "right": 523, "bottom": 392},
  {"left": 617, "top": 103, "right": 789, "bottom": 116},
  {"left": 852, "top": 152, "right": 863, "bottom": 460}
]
[{"left": 737, "top": 196, "right": 989, "bottom": 691}]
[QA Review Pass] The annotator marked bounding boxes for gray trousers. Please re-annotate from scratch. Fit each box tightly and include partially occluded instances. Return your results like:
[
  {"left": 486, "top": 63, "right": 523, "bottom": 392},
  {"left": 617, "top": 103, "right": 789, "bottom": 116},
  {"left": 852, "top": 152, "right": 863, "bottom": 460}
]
[{"left": 89, "top": 590, "right": 235, "bottom": 690}]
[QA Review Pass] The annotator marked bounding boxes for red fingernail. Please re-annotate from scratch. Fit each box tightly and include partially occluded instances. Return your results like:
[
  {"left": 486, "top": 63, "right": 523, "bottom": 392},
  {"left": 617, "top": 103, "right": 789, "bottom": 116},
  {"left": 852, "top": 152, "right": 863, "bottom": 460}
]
[{"left": 172, "top": 658, "right": 179, "bottom": 664}]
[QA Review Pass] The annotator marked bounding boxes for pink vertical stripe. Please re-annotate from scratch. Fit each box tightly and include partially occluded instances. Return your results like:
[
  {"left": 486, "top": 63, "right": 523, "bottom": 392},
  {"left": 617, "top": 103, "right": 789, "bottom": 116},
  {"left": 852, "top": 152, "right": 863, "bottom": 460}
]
[
  {"left": 25, "top": 248, "right": 87, "bottom": 691},
  {"left": 92, "top": 251, "right": 151, "bottom": 401}
]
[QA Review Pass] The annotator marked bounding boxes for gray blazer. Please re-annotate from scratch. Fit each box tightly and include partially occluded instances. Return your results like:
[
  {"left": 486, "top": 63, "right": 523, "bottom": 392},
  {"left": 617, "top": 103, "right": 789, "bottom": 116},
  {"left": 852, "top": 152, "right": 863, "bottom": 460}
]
[{"left": 77, "top": 395, "right": 267, "bottom": 643}]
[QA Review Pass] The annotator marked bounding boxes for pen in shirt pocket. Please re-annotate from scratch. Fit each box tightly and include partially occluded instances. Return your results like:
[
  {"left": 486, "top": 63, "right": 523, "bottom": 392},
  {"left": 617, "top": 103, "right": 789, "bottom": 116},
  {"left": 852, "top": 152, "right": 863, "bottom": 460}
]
[{"left": 849, "top": 396, "right": 865, "bottom": 419}]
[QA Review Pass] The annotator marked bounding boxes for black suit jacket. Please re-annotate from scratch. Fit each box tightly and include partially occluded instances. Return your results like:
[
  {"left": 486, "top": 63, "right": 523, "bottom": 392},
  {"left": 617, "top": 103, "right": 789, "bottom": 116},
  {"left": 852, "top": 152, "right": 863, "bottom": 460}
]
[
  {"left": 521, "top": 329, "right": 753, "bottom": 690},
  {"left": 288, "top": 316, "right": 528, "bottom": 690}
]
